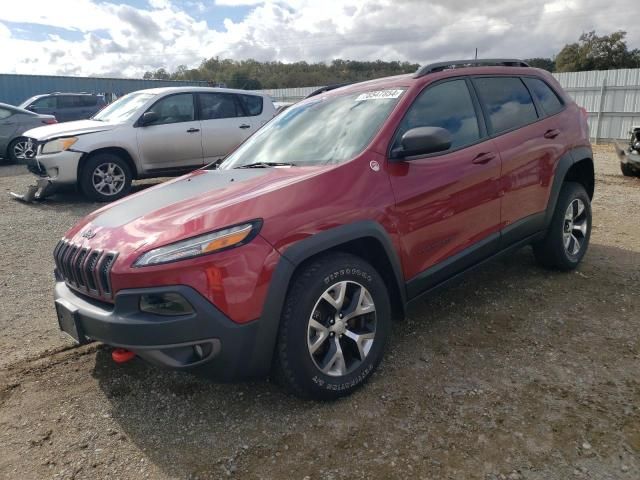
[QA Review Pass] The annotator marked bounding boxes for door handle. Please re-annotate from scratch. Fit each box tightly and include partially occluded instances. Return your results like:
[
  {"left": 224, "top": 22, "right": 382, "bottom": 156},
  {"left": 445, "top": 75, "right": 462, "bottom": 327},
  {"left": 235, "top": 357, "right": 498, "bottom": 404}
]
[
  {"left": 544, "top": 129, "right": 560, "bottom": 139},
  {"left": 472, "top": 152, "right": 497, "bottom": 165},
  {"left": 186, "top": 128, "right": 200, "bottom": 133},
  {"left": 239, "top": 124, "right": 251, "bottom": 129}
]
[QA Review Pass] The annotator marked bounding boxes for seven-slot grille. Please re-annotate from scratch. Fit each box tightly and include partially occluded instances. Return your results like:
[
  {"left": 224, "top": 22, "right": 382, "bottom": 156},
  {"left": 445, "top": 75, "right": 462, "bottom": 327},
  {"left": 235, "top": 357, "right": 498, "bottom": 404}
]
[{"left": 53, "top": 240, "right": 117, "bottom": 300}]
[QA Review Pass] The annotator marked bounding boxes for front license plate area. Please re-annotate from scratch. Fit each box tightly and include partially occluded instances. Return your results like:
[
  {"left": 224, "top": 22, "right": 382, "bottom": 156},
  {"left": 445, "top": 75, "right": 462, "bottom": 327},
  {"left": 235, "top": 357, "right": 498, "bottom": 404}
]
[{"left": 55, "top": 300, "right": 87, "bottom": 344}]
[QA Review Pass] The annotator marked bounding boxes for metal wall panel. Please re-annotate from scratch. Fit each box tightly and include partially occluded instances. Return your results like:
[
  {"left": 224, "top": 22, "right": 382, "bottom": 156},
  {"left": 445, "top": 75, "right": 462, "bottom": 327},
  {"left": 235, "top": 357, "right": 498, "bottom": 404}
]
[
  {"left": 0, "top": 73, "right": 208, "bottom": 106},
  {"left": 554, "top": 68, "right": 640, "bottom": 140}
]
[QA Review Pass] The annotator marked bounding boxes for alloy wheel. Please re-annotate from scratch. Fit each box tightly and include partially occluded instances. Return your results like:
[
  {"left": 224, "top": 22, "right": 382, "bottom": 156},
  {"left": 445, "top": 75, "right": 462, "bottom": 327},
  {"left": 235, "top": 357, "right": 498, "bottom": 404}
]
[
  {"left": 307, "top": 280, "right": 377, "bottom": 377},
  {"left": 563, "top": 198, "right": 588, "bottom": 256},
  {"left": 13, "top": 139, "right": 34, "bottom": 159},
  {"left": 92, "top": 162, "right": 126, "bottom": 196}
]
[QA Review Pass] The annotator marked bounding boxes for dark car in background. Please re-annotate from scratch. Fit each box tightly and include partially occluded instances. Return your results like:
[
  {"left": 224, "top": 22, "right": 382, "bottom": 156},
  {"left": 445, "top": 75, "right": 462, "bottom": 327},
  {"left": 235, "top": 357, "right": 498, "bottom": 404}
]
[
  {"left": 0, "top": 102, "right": 56, "bottom": 163},
  {"left": 18, "top": 93, "right": 106, "bottom": 122}
]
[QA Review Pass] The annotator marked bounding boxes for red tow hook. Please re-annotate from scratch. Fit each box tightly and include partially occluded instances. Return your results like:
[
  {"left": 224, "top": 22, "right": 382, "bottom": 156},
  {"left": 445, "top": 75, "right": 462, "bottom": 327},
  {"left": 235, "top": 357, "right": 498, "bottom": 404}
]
[{"left": 111, "top": 348, "right": 136, "bottom": 364}]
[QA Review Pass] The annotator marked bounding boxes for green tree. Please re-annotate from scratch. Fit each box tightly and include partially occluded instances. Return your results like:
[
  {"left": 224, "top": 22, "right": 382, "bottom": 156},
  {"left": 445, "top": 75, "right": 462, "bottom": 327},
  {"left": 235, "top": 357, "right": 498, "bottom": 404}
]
[
  {"left": 525, "top": 57, "right": 555, "bottom": 72},
  {"left": 556, "top": 31, "right": 640, "bottom": 72}
]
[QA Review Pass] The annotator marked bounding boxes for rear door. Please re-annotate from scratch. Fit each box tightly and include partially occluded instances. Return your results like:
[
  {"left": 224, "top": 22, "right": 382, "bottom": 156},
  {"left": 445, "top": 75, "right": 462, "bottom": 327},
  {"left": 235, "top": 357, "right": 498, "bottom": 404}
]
[
  {"left": 387, "top": 78, "right": 502, "bottom": 296},
  {"left": 136, "top": 92, "right": 204, "bottom": 171},
  {"left": 198, "top": 92, "right": 256, "bottom": 163},
  {"left": 472, "top": 76, "right": 556, "bottom": 244}
]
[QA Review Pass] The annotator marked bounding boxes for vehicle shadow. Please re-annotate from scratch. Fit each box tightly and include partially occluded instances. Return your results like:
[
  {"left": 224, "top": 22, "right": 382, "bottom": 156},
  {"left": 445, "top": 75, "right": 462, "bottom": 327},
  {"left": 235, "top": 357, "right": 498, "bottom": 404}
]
[{"left": 90, "top": 242, "right": 639, "bottom": 478}]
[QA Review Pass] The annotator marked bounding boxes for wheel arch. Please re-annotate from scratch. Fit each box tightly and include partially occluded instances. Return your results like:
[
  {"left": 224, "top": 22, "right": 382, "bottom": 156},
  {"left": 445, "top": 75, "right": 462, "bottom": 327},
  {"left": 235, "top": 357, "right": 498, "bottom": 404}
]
[
  {"left": 246, "top": 221, "right": 407, "bottom": 377},
  {"left": 77, "top": 147, "right": 138, "bottom": 181},
  {"left": 544, "top": 146, "right": 594, "bottom": 228}
]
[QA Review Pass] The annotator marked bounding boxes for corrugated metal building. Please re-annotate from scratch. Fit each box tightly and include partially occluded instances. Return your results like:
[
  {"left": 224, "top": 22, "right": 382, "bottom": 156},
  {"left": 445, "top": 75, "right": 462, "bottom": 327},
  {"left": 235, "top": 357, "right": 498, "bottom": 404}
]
[{"left": 0, "top": 73, "right": 208, "bottom": 106}]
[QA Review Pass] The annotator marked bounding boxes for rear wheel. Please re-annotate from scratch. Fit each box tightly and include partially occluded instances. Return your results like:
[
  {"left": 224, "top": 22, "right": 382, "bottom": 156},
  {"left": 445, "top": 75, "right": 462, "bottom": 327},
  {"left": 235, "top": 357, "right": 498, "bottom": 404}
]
[
  {"left": 79, "top": 153, "right": 132, "bottom": 202},
  {"left": 620, "top": 162, "right": 638, "bottom": 177},
  {"left": 533, "top": 182, "right": 591, "bottom": 270},
  {"left": 6, "top": 137, "right": 34, "bottom": 163},
  {"left": 274, "top": 253, "right": 391, "bottom": 400}
]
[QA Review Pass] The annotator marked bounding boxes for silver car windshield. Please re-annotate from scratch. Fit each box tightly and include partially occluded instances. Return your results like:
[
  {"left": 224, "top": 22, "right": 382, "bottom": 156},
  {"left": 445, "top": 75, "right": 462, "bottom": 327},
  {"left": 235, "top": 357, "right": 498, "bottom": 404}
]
[
  {"left": 219, "top": 88, "right": 405, "bottom": 169},
  {"left": 92, "top": 92, "right": 156, "bottom": 123}
]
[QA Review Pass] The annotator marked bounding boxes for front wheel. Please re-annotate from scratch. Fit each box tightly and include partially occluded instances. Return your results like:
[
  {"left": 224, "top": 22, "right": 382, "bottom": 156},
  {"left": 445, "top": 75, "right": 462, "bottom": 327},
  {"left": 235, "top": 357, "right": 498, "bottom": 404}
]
[
  {"left": 620, "top": 162, "right": 639, "bottom": 177},
  {"left": 274, "top": 253, "right": 391, "bottom": 400},
  {"left": 533, "top": 182, "right": 592, "bottom": 270},
  {"left": 6, "top": 137, "right": 33, "bottom": 163},
  {"left": 79, "top": 153, "right": 132, "bottom": 202}
]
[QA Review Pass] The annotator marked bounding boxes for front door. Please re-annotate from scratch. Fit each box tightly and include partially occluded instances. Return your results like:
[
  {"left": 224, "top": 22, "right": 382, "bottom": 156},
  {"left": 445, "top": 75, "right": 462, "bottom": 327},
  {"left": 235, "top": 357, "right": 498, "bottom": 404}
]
[
  {"left": 136, "top": 93, "right": 204, "bottom": 171},
  {"left": 387, "top": 78, "right": 502, "bottom": 297}
]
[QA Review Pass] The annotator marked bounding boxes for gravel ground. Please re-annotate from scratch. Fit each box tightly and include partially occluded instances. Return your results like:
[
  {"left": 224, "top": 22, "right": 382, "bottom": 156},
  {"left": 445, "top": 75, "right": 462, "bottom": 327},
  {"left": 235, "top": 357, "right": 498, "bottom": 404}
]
[{"left": 0, "top": 147, "right": 638, "bottom": 480}]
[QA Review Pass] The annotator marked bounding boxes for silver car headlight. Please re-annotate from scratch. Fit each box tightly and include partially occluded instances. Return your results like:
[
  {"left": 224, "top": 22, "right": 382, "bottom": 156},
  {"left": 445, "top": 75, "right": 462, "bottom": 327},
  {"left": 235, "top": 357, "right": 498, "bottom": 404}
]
[
  {"left": 134, "top": 221, "right": 262, "bottom": 267},
  {"left": 41, "top": 137, "right": 78, "bottom": 154}
]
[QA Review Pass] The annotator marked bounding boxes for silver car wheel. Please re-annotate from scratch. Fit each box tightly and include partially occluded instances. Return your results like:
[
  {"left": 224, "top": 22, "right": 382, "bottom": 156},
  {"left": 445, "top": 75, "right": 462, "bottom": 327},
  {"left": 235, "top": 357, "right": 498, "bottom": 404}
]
[
  {"left": 563, "top": 198, "right": 588, "bottom": 256},
  {"left": 307, "top": 280, "right": 377, "bottom": 377},
  {"left": 92, "top": 162, "right": 126, "bottom": 196},
  {"left": 12, "top": 139, "right": 34, "bottom": 159}
]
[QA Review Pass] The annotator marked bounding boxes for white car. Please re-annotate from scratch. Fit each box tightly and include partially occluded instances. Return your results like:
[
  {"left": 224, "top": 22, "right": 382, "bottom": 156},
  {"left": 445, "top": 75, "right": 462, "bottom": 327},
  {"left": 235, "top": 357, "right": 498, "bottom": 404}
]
[{"left": 22, "top": 87, "right": 275, "bottom": 201}]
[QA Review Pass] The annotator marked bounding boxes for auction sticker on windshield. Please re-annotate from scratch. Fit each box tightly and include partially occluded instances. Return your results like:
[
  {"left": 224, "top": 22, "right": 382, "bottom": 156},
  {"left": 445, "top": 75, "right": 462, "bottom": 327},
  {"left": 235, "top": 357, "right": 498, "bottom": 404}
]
[{"left": 355, "top": 90, "right": 404, "bottom": 101}]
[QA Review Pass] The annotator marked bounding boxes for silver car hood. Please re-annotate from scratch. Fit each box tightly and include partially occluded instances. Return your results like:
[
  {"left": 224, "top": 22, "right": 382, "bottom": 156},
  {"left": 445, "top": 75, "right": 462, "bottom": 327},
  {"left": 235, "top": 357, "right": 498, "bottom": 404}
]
[{"left": 23, "top": 120, "right": 121, "bottom": 141}]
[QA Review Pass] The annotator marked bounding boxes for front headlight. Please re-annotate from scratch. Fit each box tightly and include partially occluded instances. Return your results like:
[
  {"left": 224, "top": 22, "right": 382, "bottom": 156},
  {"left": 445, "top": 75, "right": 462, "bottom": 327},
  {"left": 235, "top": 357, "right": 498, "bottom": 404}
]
[
  {"left": 134, "top": 220, "right": 262, "bottom": 267},
  {"left": 41, "top": 137, "right": 78, "bottom": 154}
]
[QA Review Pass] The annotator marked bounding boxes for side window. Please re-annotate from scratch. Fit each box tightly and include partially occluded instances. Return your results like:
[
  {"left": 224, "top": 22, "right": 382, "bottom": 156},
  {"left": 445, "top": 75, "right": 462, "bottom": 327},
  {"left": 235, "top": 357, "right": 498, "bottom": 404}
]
[
  {"left": 473, "top": 77, "right": 538, "bottom": 134},
  {"left": 32, "top": 96, "right": 56, "bottom": 109},
  {"left": 0, "top": 108, "right": 12, "bottom": 119},
  {"left": 57, "top": 96, "right": 79, "bottom": 109},
  {"left": 147, "top": 93, "right": 195, "bottom": 125},
  {"left": 237, "top": 94, "right": 263, "bottom": 116},
  {"left": 525, "top": 78, "right": 564, "bottom": 116},
  {"left": 394, "top": 79, "right": 480, "bottom": 151},
  {"left": 198, "top": 93, "right": 239, "bottom": 120},
  {"left": 79, "top": 96, "right": 98, "bottom": 107}
]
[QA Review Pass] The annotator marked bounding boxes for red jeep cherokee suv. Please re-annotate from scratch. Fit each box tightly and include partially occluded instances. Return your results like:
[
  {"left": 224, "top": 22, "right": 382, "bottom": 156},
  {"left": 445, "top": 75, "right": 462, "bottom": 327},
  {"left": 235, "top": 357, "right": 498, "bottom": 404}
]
[{"left": 53, "top": 59, "right": 594, "bottom": 399}]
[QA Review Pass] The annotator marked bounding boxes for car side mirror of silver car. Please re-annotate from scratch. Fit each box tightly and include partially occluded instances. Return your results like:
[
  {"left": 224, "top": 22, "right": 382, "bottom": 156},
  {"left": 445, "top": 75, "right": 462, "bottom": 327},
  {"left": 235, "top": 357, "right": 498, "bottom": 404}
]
[{"left": 140, "top": 111, "right": 159, "bottom": 126}]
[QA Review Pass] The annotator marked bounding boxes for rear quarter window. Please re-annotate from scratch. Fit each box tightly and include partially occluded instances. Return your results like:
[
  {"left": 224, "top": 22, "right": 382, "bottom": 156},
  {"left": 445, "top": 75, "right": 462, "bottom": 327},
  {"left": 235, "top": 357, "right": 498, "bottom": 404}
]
[
  {"left": 238, "top": 94, "right": 263, "bottom": 116},
  {"left": 525, "top": 78, "right": 564, "bottom": 116},
  {"left": 473, "top": 77, "right": 538, "bottom": 134}
]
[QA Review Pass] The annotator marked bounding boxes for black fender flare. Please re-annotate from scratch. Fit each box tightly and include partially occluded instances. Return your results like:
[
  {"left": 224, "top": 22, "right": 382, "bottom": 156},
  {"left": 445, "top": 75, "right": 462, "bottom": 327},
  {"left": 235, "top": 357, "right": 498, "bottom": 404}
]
[
  {"left": 246, "top": 220, "right": 406, "bottom": 377},
  {"left": 544, "top": 146, "right": 593, "bottom": 228}
]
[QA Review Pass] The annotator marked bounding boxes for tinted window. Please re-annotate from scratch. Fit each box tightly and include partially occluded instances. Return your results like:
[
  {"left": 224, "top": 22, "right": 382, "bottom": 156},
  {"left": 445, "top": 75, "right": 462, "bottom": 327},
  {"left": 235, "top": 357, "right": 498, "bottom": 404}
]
[
  {"left": 238, "top": 94, "right": 263, "bottom": 116},
  {"left": 199, "top": 93, "right": 239, "bottom": 120},
  {"left": 57, "top": 96, "right": 80, "bottom": 108},
  {"left": 148, "top": 93, "right": 195, "bottom": 125},
  {"left": 79, "top": 96, "right": 98, "bottom": 107},
  {"left": 526, "top": 78, "right": 564, "bottom": 116},
  {"left": 0, "top": 108, "right": 12, "bottom": 119},
  {"left": 474, "top": 77, "right": 538, "bottom": 134},
  {"left": 395, "top": 79, "right": 480, "bottom": 151},
  {"left": 32, "top": 96, "right": 56, "bottom": 108}
]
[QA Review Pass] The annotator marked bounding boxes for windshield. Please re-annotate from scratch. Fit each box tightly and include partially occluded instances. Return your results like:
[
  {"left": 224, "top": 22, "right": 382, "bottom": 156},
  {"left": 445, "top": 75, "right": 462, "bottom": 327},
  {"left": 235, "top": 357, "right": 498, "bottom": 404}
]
[
  {"left": 92, "top": 92, "right": 156, "bottom": 123},
  {"left": 18, "top": 96, "right": 39, "bottom": 108},
  {"left": 219, "top": 88, "right": 405, "bottom": 169}
]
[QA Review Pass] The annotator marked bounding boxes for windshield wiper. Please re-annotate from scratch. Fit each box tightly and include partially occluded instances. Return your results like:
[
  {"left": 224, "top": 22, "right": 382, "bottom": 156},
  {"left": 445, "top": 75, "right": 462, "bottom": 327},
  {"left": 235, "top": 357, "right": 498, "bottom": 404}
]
[{"left": 235, "top": 162, "right": 295, "bottom": 169}]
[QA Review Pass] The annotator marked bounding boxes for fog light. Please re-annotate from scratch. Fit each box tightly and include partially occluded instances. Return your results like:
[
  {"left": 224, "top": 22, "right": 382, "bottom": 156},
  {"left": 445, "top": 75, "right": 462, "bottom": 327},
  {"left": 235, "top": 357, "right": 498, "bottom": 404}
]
[{"left": 139, "top": 293, "right": 194, "bottom": 316}]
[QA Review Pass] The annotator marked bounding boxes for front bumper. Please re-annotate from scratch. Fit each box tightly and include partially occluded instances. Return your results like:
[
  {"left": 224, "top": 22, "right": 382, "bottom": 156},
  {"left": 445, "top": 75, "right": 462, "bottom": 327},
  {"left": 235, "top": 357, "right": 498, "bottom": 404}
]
[
  {"left": 54, "top": 282, "right": 262, "bottom": 379},
  {"left": 614, "top": 142, "right": 640, "bottom": 167},
  {"left": 27, "top": 149, "right": 83, "bottom": 184}
]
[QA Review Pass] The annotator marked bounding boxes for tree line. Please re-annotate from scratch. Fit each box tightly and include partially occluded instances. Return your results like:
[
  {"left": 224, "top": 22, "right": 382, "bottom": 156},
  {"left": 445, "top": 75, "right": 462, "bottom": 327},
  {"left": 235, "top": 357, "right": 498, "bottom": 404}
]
[{"left": 143, "top": 31, "right": 640, "bottom": 89}]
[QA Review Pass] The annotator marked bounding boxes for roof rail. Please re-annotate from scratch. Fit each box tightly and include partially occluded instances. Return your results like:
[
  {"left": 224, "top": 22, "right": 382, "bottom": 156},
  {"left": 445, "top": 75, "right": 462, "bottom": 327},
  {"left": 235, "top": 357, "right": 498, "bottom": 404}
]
[{"left": 413, "top": 58, "right": 530, "bottom": 78}]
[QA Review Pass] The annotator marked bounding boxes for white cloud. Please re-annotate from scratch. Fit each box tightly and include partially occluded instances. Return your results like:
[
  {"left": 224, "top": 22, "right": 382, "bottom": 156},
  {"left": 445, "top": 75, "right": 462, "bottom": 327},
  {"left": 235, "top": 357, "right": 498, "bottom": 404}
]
[
  {"left": 0, "top": 0, "right": 637, "bottom": 78},
  {"left": 214, "top": 0, "right": 265, "bottom": 5}
]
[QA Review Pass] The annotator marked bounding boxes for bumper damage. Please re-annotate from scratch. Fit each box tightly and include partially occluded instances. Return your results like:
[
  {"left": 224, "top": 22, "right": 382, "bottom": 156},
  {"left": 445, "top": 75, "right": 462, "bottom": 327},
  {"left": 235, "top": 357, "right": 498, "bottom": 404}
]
[{"left": 54, "top": 282, "right": 262, "bottom": 379}]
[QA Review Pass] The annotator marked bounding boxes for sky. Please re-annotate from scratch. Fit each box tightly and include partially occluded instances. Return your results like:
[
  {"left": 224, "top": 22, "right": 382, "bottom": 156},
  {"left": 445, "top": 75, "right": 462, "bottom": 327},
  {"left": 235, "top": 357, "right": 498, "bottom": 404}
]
[{"left": 0, "top": 0, "right": 637, "bottom": 78}]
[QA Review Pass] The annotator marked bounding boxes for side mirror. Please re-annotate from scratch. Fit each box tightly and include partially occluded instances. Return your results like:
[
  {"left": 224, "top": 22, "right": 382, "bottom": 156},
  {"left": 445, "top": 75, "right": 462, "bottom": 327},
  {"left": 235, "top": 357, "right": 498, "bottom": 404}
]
[
  {"left": 140, "top": 111, "right": 159, "bottom": 126},
  {"left": 27, "top": 105, "right": 36, "bottom": 112},
  {"left": 392, "top": 127, "right": 452, "bottom": 159}
]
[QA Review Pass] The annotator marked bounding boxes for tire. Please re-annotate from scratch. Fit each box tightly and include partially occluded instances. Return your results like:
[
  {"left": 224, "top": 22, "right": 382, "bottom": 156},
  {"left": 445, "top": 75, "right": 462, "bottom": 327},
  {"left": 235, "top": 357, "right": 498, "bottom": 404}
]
[
  {"left": 79, "top": 152, "right": 132, "bottom": 202},
  {"left": 274, "top": 253, "right": 391, "bottom": 400},
  {"left": 533, "top": 182, "right": 591, "bottom": 270},
  {"left": 6, "top": 137, "right": 33, "bottom": 164},
  {"left": 620, "top": 162, "right": 638, "bottom": 177}
]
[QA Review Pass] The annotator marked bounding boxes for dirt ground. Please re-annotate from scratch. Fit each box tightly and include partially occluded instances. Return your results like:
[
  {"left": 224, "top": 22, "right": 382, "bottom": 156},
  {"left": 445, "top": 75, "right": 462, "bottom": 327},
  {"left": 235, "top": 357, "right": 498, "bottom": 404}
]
[{"left": 0, "top": 147, "right": 638, "bottom": 480}]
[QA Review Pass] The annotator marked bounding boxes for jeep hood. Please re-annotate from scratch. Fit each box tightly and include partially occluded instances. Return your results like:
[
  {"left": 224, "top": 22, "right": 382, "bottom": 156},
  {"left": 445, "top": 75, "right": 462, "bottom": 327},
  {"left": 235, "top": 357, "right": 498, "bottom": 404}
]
[
  {"left": 65, "top": 166, "right": 326, "bottom": 261},
  {"left": 23, "top": 119, "right": 120, "bottom": 141}
]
